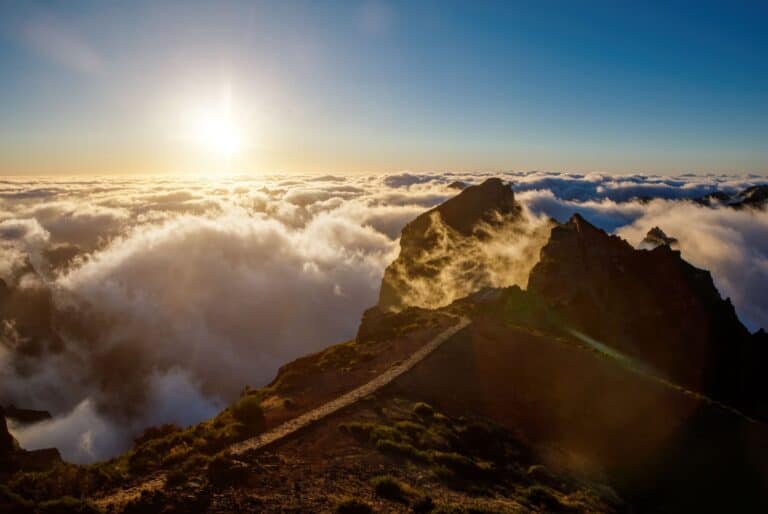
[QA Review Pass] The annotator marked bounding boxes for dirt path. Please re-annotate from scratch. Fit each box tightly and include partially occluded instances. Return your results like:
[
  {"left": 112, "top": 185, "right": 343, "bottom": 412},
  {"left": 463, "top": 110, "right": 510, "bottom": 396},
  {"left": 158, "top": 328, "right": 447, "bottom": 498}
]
[
  {"left": 94, "top": 316, "right": 470, "bottom": 510},
  {"left": 231, "top": 316, "right": 470, "bottom": 454}
]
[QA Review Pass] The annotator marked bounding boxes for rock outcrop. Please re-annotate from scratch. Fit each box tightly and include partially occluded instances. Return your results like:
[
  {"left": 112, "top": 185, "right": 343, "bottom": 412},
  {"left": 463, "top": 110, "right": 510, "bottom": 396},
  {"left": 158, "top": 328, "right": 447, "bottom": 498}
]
[
  {"left": 379, "top": 178, "right": 551, "bottom": 311},
  {"left": 695, "top": 184, "right": 768, "bottom": 209},
  {"left": 1, "top": 407, "right": 62, "bottom": 475},
  {"left": 0, "top": 407, "right": 16, "bottom": 468},
  {"left": 3, "top": 405, "right": 52, "bottom": 425},
  {"left": 527, "top": 213, "right": 758, "bottom": 412},
  {"left": 732, "top": 184, "right": 768, "bottom": 209},
  {"left": 640, "top": 226, "right": 679, "bottom": 250}
]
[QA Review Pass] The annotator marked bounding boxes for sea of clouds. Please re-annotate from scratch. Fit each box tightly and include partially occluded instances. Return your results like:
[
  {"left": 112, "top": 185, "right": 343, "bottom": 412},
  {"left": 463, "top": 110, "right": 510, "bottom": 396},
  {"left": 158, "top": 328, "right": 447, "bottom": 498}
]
[{"left": 0, "top": 171, "right": 766, "bottom": 463}]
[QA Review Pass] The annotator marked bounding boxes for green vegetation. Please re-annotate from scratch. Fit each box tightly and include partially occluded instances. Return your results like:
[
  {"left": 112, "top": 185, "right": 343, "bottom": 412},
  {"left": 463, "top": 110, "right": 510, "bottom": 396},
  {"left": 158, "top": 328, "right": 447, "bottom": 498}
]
[
  {"left": 413, "top": 401, "right": 435, "bottom": 418},
  {"left": 231, "top": 395, "right": 266, "bottom": 434},
  {"left": 337, "top": 398, "right": 614, "bottom": 513},
  {"left": 370, "top": 474, "right": 415, "bottom": 502},
  {"left": 206, "top": 452, "right": 249, "bottom": 488},
  {"left": 524, "top": 484, "right": 570, "bottom": 511},
  {"left": 340, "top": 410, "right": 513, "bottom": 485},
  {"left": 317, "top": 341, "right": 376, "bottom": 372}
]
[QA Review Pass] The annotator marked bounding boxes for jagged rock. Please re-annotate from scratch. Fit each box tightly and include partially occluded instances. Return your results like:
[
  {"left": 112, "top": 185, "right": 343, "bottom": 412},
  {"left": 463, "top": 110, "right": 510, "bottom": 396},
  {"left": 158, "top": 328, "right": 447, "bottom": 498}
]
[
  {"left": 640, "top": 226, "right": 679, "bottom": 250},
  {"left": 1, "top": 406, "right": 62, "bottom": 475},
  {"left": 379, "top": 178, "right": 550, "bottom": 311},
  {"left": 695, "top": 184, "right": 768, "bottom": 209},
  {"left": 694, "top": 191, "right": 731, "bottom": 206},
  {"left": 447, "top": 180, "right": 469, "bottom": 191},
  {"left": 0, "top": 407, "right": 16, "bottom": 465},
  {"left": 14, "top": 448, "right": 62, "bottom": 472},
  {"left": 3, "top": 405, "right": 52, "bottom": 425},
  {"left": 731, "top": 184, "right": 768, "bottom": 209},
  {"left": 527, "top": 213, "right": 755, "bottom": 411}
]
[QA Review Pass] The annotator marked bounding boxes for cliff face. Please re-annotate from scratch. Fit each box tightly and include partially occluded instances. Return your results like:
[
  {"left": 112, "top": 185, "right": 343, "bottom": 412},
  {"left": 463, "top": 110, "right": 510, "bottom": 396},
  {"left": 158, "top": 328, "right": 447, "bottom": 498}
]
[
  {"left": 527, "top": 214, "right": 755, "bottom": 410},
  {"left": 379, "top": 178, "right": 551, "bottom": 311},
  {"left": 0, "top": 407, "right": 16, "bottom": 466}
]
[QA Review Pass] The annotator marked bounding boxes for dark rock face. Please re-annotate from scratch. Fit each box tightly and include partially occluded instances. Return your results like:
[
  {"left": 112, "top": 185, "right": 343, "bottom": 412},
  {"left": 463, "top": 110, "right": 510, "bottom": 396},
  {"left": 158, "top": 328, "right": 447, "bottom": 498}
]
[
  {"left": 640, "top": 226, "right": 679, "bottom": 250},
  {"left": 695, "top": 184, "right": 768, "bottom": 209},
  {"left": 415, "top": 177, "right": 520, "bottom": 237},
  {"left": 3, "top": 405, "right": 52, "bottom": 425},
  {"left": 1, "top": 407, "right": 61, "bottom": 475},
  {"left": 732, "top": 184, "right": 768, "bottom": 209},
  {"left": 528, "top": 214, "right": 759, "bottom": 414},
  {"left": 378, "top": 178, "right": 549, "bottom": 311},
  {"left": 0, "top": 407, "right": 16, "bottom": 464},
  {"left": 447, "top": 180, "right": 469, "bottom": 191},
  {"left": 0, "top": 407, "right": 18, "bottom": 477}
]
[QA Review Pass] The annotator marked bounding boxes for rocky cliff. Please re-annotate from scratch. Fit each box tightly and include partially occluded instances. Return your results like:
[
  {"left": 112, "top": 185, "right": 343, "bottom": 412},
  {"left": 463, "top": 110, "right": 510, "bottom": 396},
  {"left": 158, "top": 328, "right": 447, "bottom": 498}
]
[
  {"left": 527, "top": 213, "right": 760, "bottom": 413},
  {"left": 379, "top": 178, "right": 552, "bottom": 311}
]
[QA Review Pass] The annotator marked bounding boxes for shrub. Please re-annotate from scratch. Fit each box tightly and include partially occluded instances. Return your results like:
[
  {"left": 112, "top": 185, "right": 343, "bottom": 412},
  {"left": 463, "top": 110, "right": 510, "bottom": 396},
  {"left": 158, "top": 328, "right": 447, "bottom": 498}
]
[
  {"left": 429, "top": 451, "right": 482, "bottom": 479},
  {"left": 375, "top": 439, "right": 429, "bottom": 462},
  {"left": 133, "top": 424, "right": 180, "bottom": 448},
  {"left": 180, "top": 453, "right": 211, "bottom": 473},
  {"left": 336, "top": 497, "right": 374, "bottom": 514},
  {"left": 338, "top": 421, "right": 374, "bottom": 440},
  {"left": 164, "top": 469, "right": 187, "bottom": 488},
  {"left": 394, "top": 420, "right": 426, "bottom": 438},
  {"left": 370, "top": 475, "right": 412, "bottom": 502},
  {"left": 369, "top": 424, "right": 407, "bottom": 443},
  {"left": 413, "top": 402, "right": 435, "bottom": 418},
  {"left": 206, "top": 452, "right": 249, "bottom": 488},
  {"left": 524, "top": 485, "right": 565, "bottom": 511},
  {"left": 412, "top": 495, "right": 436, "bottom": 513},
  {"left": 0, "top": 484, "right": 32, "bottom": 512},
  {"left": 230, "top": 396, "right": 265, "bottom": 433}
]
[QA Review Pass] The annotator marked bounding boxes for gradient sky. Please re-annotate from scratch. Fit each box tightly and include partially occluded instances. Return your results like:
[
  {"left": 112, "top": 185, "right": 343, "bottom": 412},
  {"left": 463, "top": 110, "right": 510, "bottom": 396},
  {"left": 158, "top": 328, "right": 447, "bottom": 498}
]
[{"left": 0, "top": 0, "right": 766, "bottom": 175}]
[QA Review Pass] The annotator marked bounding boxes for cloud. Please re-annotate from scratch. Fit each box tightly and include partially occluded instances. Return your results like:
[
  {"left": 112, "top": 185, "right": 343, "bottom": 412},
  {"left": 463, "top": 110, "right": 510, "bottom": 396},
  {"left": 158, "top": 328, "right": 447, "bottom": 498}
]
[
  {"left": 0, "top": 171, "right": 765, "bottom": 463},
  {"left": 507, "top": 171, "right": 765, "bottom": 202}
]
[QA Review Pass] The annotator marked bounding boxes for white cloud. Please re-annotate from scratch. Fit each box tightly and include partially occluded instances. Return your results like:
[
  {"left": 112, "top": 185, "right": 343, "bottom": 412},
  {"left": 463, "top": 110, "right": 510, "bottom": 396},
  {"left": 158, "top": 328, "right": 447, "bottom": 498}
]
[{"left": 0, "top": 171, "right": 765, "bottom": 463}]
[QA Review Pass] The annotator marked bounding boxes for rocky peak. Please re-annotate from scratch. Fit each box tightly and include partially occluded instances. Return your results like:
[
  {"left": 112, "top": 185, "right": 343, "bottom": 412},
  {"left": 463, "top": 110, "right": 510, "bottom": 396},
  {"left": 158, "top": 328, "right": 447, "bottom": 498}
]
[
  {"left": 528, "top": 214, "right": 755, "bottom": 411},
  {"left": 424, "top": 177, "right": 519, "bottom": 236},
  {"left": 640, "top": 226, "right": 679, "bottom": 250},
  {"left": 378, "top": 178, "right": 546, "bottom": 312},
  {"left": 695, "top": 184, "right": 768, "bottom": 209},
  {"left": 733, "top": 184, "right": 768, "bottom": 209}
]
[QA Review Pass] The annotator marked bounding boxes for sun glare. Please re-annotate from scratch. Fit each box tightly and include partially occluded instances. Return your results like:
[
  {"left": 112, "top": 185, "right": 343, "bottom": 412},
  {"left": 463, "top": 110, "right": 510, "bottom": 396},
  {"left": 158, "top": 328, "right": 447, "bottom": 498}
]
[{"left": 184, "top": 88, "right": 244, "bottom": 159}]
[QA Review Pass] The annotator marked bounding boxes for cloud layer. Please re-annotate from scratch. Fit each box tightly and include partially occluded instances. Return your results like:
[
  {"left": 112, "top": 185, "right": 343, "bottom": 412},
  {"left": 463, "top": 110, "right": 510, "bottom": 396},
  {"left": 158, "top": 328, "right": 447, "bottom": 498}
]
[{"left": 0, "top": 171, "right": 765, "bottom": 462}]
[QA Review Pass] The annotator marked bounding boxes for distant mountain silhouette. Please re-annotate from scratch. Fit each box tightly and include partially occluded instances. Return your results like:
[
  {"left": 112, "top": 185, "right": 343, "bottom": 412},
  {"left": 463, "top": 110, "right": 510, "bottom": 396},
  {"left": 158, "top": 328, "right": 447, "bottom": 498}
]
[{"left": 696, "top": 184, "right": 768, "bottom": 209}]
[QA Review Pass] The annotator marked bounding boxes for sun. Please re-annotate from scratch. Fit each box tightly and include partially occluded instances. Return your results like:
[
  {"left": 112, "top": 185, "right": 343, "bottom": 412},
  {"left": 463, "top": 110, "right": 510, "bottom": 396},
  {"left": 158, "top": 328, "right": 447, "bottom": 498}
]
[{"left": 184, "top": 88, "right": 244, "bottom": 159}]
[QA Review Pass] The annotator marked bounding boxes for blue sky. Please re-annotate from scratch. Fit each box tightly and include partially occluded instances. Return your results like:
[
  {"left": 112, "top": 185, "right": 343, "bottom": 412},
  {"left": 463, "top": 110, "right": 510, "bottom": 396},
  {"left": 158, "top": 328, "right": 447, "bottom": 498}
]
[{"left": 0, "top": 0, "right": 766, "bottom": 175}]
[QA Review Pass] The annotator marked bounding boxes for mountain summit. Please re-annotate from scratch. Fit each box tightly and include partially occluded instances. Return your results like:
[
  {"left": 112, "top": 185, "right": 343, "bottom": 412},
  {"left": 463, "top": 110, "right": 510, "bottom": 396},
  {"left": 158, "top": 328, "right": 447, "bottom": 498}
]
[
  {"left": 527, "top": 213, "right": 764, "bottom": 414},
  {"left": 379, "top": 178, "right": 551, "bottom": 311}
]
